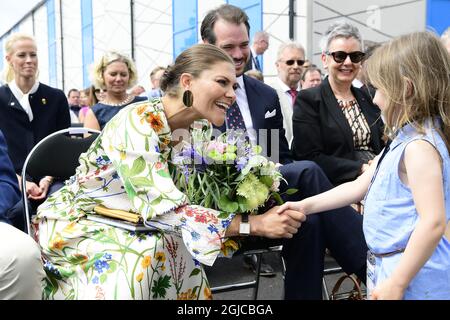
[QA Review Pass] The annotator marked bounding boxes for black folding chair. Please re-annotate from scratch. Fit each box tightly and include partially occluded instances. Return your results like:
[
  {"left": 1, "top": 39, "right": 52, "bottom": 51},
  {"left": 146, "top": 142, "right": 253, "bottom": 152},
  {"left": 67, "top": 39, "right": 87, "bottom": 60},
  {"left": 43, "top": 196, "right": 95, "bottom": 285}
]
[
  {"left": 21, "top": 127, "right": 100, "bottom": 235},
  {"left": 210, "top": 245, "right": 285, "bottom": 300}
]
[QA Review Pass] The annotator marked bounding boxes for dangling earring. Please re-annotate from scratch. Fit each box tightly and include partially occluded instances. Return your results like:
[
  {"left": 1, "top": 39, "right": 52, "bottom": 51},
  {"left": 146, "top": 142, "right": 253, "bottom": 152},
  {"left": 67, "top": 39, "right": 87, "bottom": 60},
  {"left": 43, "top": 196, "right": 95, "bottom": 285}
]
[{"left": 182, "top": 89, "right": 193, "bottom": 108}]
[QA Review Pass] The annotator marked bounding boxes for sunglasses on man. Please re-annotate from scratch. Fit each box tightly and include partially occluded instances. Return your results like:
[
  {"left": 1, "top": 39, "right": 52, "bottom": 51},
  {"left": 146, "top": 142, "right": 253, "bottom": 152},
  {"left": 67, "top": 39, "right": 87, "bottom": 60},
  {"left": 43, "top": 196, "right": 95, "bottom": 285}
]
[
  {"left": 282, "top": 59, "right": 306, "bottom": 66},
  {"left": 325, "top": 51, "right": 365, "bottom": 63}
]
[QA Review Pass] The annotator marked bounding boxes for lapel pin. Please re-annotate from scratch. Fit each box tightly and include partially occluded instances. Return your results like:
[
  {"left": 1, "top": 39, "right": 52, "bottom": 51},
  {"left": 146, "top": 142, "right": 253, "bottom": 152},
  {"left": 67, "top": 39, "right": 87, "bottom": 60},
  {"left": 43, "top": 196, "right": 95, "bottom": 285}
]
[
  {"left": 10, "top": 102, "right": 15, "bottom": 106},
  {"left": 42, "top": 98, "right": 47, "bottom": 105}
]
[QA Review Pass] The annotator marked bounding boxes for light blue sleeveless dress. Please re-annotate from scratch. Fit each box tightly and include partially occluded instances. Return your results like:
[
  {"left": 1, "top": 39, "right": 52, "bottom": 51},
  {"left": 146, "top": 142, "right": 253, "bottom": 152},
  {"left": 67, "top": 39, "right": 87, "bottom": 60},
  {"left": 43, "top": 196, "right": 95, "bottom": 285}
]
[{"left": 363, "top": 119, "right": 450, "bottom": 299}]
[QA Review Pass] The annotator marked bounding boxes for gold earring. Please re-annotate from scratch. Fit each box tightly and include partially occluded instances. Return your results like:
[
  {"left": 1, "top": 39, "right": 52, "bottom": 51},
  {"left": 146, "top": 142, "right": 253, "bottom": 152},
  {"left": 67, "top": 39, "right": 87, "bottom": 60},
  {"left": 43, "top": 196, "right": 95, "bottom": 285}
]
[{"left": 182, "top": 89, "right": 193, "bottom": 108}]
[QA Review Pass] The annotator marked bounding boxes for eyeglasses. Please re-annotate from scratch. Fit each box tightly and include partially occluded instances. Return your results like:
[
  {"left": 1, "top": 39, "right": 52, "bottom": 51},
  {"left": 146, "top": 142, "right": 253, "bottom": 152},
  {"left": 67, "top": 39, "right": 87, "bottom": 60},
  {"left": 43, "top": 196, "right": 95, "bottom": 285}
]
[
  {"left": 325, "top": 51, "right": 365, "bottom": 63},
  {"left": 282, "top": 59, "right": 305, "bottom": 66},
  {"left": 94, "top": 89, "right": 107, "bottom": 94}
]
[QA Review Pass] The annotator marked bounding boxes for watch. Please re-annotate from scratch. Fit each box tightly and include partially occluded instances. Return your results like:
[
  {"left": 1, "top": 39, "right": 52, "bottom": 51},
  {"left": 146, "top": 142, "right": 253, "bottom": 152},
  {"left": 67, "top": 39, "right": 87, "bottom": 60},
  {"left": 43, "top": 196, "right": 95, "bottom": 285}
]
[{"left": 239, "top": 213, "right": 250, "bottom": 236}]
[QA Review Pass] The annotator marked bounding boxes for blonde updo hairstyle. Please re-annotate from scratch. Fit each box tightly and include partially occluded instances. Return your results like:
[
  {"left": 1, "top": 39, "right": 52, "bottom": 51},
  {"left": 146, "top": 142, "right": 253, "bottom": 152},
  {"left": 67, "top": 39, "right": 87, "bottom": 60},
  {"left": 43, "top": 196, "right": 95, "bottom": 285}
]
[
  {"left": 2, "top": 33, "right": 38, "bottom": 83},
  {"left": 160, "top": 43, "right": 234, "bottom": 98},
  {"left": 92, "top": 51, "right": 138, "bottom": 90},
  {"left": 366, "top": 31, "right": 450, "bottom": 149}
]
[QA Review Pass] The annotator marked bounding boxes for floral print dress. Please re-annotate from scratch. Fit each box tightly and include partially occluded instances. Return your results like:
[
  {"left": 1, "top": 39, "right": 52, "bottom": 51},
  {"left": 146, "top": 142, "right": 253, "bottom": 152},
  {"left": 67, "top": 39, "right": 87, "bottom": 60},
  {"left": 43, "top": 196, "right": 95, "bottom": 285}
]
[{"left": 36, "top": 99, "right": 235, "bottom": 300}]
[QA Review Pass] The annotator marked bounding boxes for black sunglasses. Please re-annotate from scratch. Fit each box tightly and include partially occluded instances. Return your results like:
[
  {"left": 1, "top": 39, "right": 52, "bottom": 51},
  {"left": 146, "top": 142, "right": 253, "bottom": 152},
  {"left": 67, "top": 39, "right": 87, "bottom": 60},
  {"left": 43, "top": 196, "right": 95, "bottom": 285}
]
[
  {"left": 283, "top": 59, "right": 305, "bottom": 66},
  {"left": 325, "top": 51, "right": 365, "bottom": 63}
]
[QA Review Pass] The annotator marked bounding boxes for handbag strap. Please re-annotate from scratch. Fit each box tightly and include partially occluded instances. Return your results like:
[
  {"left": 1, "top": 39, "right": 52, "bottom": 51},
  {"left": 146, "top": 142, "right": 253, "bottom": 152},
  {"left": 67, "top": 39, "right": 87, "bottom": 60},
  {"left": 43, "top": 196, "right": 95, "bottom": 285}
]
[{"left": 330, "top": 274, "right": 364, "bottom": 300}]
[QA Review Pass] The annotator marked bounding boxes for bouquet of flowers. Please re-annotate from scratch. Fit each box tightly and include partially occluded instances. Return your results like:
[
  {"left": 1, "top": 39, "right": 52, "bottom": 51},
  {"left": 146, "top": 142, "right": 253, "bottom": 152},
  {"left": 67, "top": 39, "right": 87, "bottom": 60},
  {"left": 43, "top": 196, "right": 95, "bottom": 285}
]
[{"left": 171, "top": 123, "right": 295, "bottom": 218}]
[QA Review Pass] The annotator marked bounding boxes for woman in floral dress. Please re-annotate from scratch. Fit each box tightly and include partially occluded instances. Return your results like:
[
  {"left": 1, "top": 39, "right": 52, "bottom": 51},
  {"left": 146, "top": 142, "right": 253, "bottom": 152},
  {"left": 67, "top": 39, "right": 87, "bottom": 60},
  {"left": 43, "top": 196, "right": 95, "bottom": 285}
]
[{"left": 36, "top": 44, "right": 304, "bottom": 300}]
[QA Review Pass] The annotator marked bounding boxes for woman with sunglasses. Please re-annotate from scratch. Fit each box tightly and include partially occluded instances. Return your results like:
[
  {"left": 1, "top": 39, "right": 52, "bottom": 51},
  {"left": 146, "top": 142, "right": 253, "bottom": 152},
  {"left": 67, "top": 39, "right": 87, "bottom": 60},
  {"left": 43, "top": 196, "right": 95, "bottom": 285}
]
[{"left": 291, "top": 21, "right": 385, "bottom": 186}]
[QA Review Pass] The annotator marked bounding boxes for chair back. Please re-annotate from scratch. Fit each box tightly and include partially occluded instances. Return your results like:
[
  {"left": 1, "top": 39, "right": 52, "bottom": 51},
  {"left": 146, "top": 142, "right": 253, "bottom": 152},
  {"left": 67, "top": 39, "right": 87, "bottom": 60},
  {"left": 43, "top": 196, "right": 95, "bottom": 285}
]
[{"left": 21, "top": 127, "right": 101, "bottom": 234}]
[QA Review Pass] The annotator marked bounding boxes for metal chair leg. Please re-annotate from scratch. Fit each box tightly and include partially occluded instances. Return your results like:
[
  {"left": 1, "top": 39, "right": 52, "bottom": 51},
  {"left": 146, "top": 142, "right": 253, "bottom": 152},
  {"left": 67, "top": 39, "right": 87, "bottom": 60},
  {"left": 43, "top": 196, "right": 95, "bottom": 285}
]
[
  {"left": 252, "top": 252, "right": 262, "bottom": 300},
  {"left": 322, "top": 277, "right": 330, "bottom": 300}
]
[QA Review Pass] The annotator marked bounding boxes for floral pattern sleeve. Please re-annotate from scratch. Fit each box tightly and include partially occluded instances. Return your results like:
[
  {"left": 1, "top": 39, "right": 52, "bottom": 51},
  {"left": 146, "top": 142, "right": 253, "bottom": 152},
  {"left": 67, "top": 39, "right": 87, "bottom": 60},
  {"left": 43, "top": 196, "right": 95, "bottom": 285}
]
[{"left": 101, "top": 101, "right": 235, "bottom": 265}]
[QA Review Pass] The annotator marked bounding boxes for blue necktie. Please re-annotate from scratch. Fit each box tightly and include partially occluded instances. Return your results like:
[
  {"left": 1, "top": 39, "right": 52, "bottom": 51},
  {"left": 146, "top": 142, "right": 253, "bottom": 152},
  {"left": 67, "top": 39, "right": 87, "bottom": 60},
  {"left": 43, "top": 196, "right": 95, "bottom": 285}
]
[
  {"left": 226, "top": 102, "right": 246, "bottom": 131},
  {"left": 254, "top": 56, "right": 262, "bottom": 71}
]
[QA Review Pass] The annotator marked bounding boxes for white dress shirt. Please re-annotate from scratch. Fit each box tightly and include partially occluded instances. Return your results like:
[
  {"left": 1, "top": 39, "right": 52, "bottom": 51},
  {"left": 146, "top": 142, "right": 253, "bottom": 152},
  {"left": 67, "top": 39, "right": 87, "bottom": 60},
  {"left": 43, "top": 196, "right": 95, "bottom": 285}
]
[
  {"left": 235, "top": 76, "right": 257, "bottom": 145},
  {"left": 8, "top": 80, "right": 40, "bottom": 122}
]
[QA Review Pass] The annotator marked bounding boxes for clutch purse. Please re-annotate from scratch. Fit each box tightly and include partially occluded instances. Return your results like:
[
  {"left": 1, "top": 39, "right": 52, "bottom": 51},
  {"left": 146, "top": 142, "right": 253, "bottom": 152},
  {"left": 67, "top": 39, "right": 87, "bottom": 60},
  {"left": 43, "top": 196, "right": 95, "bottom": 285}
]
[{"left": 93, "top": 205, "right": 141, "bottom": 223}]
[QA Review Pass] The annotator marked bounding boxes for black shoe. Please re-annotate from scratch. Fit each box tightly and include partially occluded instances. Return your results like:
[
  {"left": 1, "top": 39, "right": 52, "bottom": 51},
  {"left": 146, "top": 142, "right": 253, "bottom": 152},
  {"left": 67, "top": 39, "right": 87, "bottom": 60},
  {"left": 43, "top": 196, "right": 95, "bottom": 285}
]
[{"left": 243, "top": 254, "right": 276, "bottom": 277}]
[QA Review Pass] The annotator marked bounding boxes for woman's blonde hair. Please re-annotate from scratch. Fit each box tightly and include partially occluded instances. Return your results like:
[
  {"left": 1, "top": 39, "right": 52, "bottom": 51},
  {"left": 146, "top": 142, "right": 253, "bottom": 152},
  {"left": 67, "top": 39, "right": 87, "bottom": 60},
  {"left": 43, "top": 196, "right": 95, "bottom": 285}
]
[
  {"left": 2, "top": 33, "right": 38, "bottom": 83},
  {"left": 92, "top": 51, "right": 138, "bottom": 89},
  {"left": 366, "top": 31, "right": 450, "bottom": 150}
]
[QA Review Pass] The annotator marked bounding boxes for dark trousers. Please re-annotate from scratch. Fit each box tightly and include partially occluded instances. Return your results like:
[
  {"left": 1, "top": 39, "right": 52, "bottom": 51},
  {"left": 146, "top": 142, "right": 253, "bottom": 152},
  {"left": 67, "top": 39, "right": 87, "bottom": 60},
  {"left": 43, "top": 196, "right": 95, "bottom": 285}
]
[{"left": 279, "top": 161, "right": 367, "bottom": 299}]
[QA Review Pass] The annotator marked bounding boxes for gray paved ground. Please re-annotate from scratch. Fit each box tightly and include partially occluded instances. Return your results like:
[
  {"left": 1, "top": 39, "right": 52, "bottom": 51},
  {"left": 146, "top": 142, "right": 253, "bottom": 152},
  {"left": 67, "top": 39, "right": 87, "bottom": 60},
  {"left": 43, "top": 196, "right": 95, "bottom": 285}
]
[{"left": 206, "top": 252, "right": 365, "bottom": 300}]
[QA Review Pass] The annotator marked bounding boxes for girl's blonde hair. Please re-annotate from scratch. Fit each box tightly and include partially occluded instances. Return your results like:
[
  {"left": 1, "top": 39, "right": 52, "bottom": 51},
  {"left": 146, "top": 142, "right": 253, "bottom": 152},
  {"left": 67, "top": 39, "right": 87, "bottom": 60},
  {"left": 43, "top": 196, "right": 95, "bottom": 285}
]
[
  {"left": 92, "top": 51, "right": 138, "bottom": 89},
  {"left": 2, "top": 33, "right": 38, "bottom": 83},
  {"left": 366, "top": 31, "right": 450, "bottom": 150}
]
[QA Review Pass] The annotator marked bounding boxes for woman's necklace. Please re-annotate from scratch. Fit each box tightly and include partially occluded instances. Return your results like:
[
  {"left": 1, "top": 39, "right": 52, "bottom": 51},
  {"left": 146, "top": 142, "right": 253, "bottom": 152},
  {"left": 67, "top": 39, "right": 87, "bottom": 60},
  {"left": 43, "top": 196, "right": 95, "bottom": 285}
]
[{"left": 103, "top": 94, "right": 133, "bottom": 107}]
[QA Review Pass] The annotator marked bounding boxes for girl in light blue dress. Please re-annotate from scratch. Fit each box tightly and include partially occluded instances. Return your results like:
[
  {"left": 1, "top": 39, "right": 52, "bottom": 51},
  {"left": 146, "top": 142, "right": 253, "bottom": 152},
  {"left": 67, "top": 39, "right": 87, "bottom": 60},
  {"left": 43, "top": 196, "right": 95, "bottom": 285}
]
[{"left": 277, "top": 31, "right": 450, "bottom": 300}]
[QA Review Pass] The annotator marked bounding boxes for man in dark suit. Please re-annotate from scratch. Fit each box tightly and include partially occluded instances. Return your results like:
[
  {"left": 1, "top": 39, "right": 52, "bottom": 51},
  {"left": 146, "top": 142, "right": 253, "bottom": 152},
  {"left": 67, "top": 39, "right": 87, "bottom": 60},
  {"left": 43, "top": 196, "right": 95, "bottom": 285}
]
[
  {"left": 244, "top": 31, "right": 269, "bottom": 73},
  {"left": 0, "top": 128, "right": 45, "bottom": 299},
  {"left": 201, "top": 4, "right": 367, "bottom": 299}
]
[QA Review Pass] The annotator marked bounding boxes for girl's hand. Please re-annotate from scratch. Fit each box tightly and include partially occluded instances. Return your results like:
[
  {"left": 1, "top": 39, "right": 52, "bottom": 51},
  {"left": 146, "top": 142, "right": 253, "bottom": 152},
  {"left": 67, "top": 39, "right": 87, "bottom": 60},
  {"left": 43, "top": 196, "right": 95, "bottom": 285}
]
[
  {"left": 276, "top": 200, "right": 308, "bottom": 215},
  {"left": 370, "top": 277, "right": 405, "bottom": 300}
]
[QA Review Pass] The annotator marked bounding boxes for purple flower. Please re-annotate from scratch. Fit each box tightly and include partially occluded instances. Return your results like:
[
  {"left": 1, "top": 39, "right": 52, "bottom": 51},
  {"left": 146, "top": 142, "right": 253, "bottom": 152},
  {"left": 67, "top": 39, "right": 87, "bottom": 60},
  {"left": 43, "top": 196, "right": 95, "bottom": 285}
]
[{"left": 235, "top": 157, "right": 248, "bottom": 171}]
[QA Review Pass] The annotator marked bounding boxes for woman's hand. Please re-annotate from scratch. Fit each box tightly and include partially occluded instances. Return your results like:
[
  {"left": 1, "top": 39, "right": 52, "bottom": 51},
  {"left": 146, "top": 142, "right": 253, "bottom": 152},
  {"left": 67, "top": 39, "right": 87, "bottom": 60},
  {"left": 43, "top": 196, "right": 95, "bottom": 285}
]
[
  {"left": 27, "top": 177, "right": 52, "bottom": 200},
  {"left": 252, "top": 205, "right": 306, "bottom": 239},
  {"left": 370, "top": 277, "right": 405, "bottom": 300},
  {"left": 26, "top": 181, "right": 44, "bottom": 199}
]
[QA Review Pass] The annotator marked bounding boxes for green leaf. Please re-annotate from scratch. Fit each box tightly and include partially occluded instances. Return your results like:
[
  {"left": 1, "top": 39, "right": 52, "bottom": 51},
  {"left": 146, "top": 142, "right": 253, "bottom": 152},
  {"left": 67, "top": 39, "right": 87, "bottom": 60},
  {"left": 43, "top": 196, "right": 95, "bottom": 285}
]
[
  {"left": 151, "top": 196, "right": 162, "bottom": 206},
  {"left": 124, "top": 180, "right": 137, "bottom": 198},
  {"left": 130, "top": 177, "right": 153, "bottom": 187},
  {"left": 189, "top": 268, "right": 201, "bottom": 277},
  {"left": 100, "top": 274, "right": 107, "bottom": 284},
  {"left": 120, "top": 164, "right": 130, "bottom": 177},
  {"left": 272, "top": 192, "right": 283, "bottom": 205},
  {"left": 259, "top": 176, "right": 273, "bottom": 188},
  {"left": 152, "top": 275, "right": 172, "bottom": 299},
  {"left": 237, "top": 196, "right": 249, "bottom": 212},
  {"left": 218, "top": 195, "right": 239, "bottom": 213},
  {"left": 156, "top": 169, "right": 171, "bottom": 178},
  {"left": 108, "top": 261, "right": 118, "bottom": 273},
  {"left": 130, "top": 156, "right": 146, "bottom": 176},
  {"left": 218, "top": 211, "right": 232, "bottom": 219},
  {"left": 67, "top": 255, "right": 88, "bottom": 265},
  {"left": 145, "top": 136, "right": 150, "bottom": 152},
  {"left": 285, "top": 188, "right": 298, "bottom": 195}
]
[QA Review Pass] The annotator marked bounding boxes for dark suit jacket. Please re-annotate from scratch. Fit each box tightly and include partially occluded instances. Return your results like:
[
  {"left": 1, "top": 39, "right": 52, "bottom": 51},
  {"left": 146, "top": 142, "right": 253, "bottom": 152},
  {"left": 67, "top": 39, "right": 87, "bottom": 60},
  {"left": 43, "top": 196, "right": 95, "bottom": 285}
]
[
  {"left": 0, "top": 129, "right": 20, "bottom": 223},
  {"left": 291, "top": 77, "right": 384, "bottom": 185},
  {"left": 0, "top": 83, "right": 71, "bottom": 175},
  {"left": 244, "top": 52, "right": 262, "bottom": 73},
  {"left": 217, "top": 75, "right": 291, "bottom": 164},
  {"left": 244, "top": 52, "right": 254, "bottom": 73}
]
